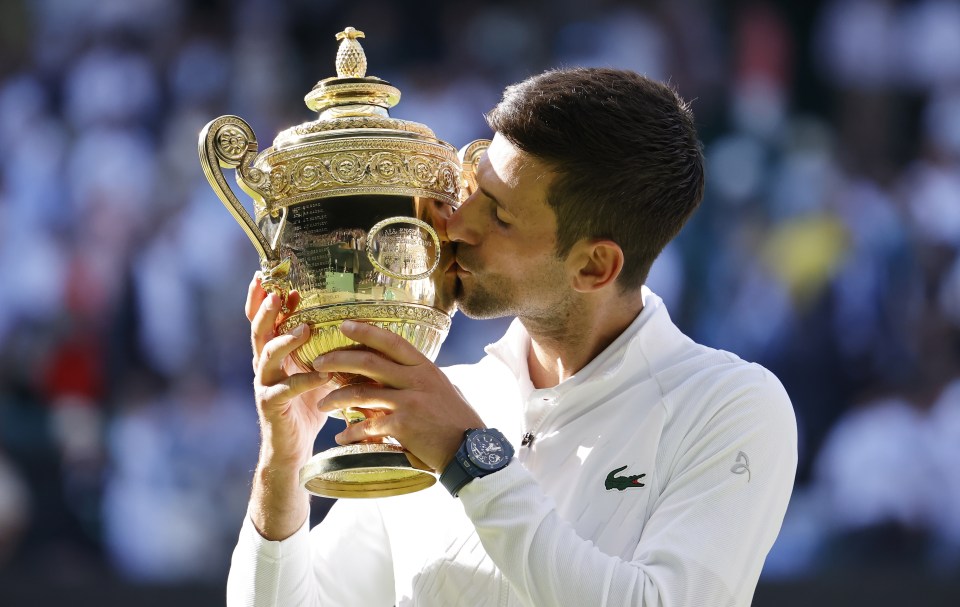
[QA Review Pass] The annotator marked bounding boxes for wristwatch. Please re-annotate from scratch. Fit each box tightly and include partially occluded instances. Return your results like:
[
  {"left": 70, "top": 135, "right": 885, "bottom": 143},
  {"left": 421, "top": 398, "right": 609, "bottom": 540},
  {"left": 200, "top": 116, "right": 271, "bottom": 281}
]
[{"left": 440, "top": 428, "right": 515, "bottom": 497}]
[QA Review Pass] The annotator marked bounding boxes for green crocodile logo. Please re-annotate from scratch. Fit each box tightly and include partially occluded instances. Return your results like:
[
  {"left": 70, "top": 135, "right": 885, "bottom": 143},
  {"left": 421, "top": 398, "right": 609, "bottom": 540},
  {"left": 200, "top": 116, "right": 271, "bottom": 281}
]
[{"left": 605, "top": 465, "right": 646, "bottom": 491}]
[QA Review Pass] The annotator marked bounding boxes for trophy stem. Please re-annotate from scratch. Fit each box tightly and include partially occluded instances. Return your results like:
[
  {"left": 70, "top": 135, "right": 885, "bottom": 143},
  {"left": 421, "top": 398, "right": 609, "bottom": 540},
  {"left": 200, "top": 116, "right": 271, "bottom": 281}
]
[
  {"left": 340, "top": 407, "right": 367, "bottom": 425},
  {"left": 300, "top": 379, "right": 436, "bottom": 498},
  {"left": 299, "top": 442, "right": 436, "bottom": 498}
]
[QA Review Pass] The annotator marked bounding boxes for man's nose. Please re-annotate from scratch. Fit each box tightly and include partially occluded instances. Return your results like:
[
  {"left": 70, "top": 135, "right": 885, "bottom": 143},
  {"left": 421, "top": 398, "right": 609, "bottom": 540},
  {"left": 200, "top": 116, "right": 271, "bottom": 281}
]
[
  {"left": 446, "top": 190, "right": 482, "bottom": 245},
  {"left": 423, "top": 199, "right": 454, "bottom": 244}
]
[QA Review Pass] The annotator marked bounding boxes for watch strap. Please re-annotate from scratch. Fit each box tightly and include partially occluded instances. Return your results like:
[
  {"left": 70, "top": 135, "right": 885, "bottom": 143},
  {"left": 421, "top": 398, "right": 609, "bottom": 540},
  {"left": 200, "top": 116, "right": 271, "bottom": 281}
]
[{"left": 439, "top": 451, "right": 473, "bottom": 497}]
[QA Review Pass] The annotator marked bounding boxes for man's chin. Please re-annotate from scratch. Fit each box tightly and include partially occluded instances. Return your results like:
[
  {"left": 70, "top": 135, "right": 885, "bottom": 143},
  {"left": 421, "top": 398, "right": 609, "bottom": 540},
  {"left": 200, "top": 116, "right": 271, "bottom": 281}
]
[
  {"left": 456, "top": 306, "right": 498, "bottom": 320},
  {"left": 454, "top": 295, "right": 511, "bottom": 320},
  {"left": 454, "top": 278, "right": 514, "bottom": 319}
]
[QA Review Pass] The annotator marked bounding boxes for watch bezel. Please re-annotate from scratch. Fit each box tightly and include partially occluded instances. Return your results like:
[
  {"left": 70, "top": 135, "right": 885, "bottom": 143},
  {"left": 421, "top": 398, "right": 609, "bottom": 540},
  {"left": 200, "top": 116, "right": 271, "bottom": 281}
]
[
  {"left": 464, "top": 428, "right": 513, "bottom": 472},
  {"left": 441, "top": 428, "right": 514, "bottom": 497}
]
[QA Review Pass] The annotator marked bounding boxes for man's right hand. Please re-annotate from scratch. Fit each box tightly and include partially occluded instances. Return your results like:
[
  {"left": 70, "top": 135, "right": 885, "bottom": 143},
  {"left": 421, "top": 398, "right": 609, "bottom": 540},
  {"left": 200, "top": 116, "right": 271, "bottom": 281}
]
[{"left": 245, "top": 273, "right": 335, "bottom": 540}]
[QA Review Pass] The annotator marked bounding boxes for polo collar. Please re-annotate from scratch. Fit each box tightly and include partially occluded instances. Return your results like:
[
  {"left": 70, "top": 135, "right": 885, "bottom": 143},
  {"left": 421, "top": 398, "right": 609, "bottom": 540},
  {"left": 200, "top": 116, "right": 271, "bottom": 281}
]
[{"left": 483, "top": 286, "right": 677, "bottom": 393}]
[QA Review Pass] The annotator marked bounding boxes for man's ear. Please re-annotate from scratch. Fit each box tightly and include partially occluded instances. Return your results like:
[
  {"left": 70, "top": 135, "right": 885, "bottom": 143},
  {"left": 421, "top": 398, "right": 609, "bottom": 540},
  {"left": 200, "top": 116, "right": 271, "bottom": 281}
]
[{"left": 567, "top": 239, "right": 624, "bottom": 293}]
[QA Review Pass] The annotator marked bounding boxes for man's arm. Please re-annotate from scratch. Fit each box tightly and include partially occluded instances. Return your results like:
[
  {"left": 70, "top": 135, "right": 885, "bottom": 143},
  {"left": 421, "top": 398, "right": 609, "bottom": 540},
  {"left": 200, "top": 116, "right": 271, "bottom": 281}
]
[
  {"left": 459, "top": 372, "right": 797, "bottom": 607},
  {"left": 314, "top": 321, "right": 796, "bottom": 606},
  {"left": 228, "top": 492, "right": 396, "bottom": 607},
  {"left": 227, "top": 275, "right": 361, "bottom": 607},
  {"left": 245, "top": 277, "right": 331, "bottom": 541}
]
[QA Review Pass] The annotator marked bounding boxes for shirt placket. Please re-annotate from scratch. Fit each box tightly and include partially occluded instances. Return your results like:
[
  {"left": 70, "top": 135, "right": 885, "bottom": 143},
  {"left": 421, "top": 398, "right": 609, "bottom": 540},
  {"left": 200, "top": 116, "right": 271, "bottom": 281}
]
[{"left": 519, "top": 388, "right": 560, "bottom": 452}]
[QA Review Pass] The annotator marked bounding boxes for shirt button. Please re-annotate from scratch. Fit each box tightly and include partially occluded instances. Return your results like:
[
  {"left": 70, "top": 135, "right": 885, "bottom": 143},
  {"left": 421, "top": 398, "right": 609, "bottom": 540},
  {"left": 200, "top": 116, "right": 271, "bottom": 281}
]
[{"left": 538, "top": 389, "right": 558, "bottom": 403}]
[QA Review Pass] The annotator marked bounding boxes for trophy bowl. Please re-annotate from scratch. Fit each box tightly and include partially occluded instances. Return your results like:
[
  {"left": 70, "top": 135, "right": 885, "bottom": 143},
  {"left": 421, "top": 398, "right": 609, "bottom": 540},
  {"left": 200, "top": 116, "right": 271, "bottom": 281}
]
[{"left": 199, "top": 26, "right": 488, "bottom": 498}]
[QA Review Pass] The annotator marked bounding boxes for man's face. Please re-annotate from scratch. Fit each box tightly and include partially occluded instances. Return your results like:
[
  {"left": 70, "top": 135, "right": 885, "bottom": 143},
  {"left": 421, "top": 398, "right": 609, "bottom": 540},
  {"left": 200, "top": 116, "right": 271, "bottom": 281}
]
[{"left": 446, "top": 134, "right": 572, "bottom": 321}]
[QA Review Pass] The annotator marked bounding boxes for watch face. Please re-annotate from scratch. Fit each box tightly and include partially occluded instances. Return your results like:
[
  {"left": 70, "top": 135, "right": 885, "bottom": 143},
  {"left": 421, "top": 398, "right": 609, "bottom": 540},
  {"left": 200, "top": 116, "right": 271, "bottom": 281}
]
[{"left": 467, "top": 430, "right": 510, "bottom": 471}]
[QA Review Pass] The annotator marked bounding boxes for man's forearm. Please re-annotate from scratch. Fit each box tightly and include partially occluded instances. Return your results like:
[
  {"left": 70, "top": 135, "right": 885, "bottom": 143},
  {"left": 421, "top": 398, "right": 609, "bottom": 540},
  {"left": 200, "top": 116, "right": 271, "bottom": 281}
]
[{"left": 249, "top": 440, "right": 311, "bottom": 541}]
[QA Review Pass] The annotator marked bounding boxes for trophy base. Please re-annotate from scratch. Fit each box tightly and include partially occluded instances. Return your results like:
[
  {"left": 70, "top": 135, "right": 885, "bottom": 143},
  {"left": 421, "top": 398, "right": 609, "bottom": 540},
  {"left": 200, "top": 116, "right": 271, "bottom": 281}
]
[{"left": 300, "top": 443, "right": 437, "bottom": 498}]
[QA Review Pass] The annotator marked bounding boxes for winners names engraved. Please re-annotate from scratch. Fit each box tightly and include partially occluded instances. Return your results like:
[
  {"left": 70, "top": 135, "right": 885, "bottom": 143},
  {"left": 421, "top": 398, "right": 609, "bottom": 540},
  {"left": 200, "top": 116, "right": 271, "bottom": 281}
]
[
  {"left": 374, "top": 227, "right": 431, "bottom": 276},
  {"left": 289, "top": 202, "right": 334, "bottom": 290}
]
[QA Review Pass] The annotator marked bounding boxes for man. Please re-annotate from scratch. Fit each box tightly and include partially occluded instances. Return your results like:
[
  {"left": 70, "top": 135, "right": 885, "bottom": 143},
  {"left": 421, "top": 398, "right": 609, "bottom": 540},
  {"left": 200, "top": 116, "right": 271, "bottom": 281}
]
[{"left": 227, "top": 68, "right": 797, "bottom": 606}]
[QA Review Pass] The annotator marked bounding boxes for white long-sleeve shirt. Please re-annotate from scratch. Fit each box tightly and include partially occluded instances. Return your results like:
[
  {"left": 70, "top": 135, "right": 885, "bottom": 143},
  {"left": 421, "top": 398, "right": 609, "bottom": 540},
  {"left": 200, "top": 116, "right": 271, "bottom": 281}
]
[{"left": 227, "top": 288, "right": 797, "bottom": 606}]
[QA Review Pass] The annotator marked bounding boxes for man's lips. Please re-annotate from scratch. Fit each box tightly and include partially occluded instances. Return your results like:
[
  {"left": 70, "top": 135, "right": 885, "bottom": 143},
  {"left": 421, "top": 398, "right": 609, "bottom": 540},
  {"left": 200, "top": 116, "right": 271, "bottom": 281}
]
[
  {"left": 452, "top": 245, "right": 476, "bottom": 275},
  {"left": 441, "top": 257, "right": 458, "bottom": 272}
]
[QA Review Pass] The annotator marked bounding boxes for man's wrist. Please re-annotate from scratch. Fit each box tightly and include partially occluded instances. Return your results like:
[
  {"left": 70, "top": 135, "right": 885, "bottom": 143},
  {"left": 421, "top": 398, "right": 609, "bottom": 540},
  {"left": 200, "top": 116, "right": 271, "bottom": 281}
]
[
  {"left": 250, "top": 463, "right": 310, "bottom": 541},
  {"left": 258, "top": 428, "right": 312, "bottom": 469},
  {"left": 440, "top": 428, "right": 515, "bottom": 497},
  {"left": 439, "top": 455, "right": 472, "bottom": 498},
  {"left": 254, "top": 457, "right": 304, "bottom": 485}
]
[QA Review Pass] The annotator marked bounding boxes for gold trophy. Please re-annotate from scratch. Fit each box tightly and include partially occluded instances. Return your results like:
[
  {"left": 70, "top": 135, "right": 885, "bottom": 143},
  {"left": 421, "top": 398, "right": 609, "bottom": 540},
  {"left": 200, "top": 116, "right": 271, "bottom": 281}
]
[{"left": 199, "top": 27, "right": 488, "bottom": 498}]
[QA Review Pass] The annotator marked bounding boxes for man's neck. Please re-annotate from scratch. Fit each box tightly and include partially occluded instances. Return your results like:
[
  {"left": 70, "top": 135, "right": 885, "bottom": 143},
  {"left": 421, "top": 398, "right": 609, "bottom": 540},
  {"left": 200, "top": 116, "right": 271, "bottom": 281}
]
[{"left": 523, "top": 292, "right": 644, "bottom": 389}]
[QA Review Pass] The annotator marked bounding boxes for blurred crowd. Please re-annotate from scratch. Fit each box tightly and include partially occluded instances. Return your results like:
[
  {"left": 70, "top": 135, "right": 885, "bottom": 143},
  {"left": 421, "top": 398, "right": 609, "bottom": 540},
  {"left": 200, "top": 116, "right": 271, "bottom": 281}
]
[{"left": 1, "top": 0, "right": 959, "bottom": 585}]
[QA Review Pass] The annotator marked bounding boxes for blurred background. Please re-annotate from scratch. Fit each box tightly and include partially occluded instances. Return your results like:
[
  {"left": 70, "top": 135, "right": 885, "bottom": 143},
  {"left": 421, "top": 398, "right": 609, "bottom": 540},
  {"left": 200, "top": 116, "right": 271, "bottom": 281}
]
[{"left": 1, "top": 0, "right": 959, "bottom": 604}]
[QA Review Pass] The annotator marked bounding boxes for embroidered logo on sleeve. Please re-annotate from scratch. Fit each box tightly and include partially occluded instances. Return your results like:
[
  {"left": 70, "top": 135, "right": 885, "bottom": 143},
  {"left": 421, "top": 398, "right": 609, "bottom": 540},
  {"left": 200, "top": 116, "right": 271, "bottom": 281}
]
[
  {"left": 605, "top": 465, "right": 646, "bottom": 491},
  {"left": 731, "top": 451, "right": 751, "bottom": 482}
]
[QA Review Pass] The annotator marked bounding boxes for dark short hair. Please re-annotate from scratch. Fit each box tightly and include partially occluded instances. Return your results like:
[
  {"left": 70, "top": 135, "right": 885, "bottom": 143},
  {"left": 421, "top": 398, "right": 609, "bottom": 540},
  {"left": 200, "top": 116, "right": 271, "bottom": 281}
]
[{"left": 486, "top": 67, "right": 705, "bottom": 290}]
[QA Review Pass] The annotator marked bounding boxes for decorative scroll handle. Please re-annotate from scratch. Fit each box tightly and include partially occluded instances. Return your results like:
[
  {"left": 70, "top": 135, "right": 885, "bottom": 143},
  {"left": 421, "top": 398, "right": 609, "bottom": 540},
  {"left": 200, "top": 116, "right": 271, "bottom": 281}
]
[
  {"left": 198, "top": 115, "right": 276, "bottom": 263},
  {"left": 458, "top": 139, "right": 491, "bottom": 202}
]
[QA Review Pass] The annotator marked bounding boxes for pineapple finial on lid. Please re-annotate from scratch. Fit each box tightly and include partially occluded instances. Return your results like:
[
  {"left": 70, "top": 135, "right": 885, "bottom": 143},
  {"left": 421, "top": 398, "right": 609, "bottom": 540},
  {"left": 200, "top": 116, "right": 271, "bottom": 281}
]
[
  {"left": 303, "top": 27, "right": 400, "bottom": 117},
  {"left": 335, "top": 27, "right": 367, "bottom": 78}
]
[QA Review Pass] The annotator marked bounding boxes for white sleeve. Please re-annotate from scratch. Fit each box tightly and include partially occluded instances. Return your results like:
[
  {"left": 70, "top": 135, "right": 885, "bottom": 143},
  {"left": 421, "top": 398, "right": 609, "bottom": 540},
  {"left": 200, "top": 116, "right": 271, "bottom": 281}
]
[
  {"left": 226, "top": 498, "right": 396, "bottom": 607},
  {"left": 458, "top": 375, "right": 797, "bottom": 607}
]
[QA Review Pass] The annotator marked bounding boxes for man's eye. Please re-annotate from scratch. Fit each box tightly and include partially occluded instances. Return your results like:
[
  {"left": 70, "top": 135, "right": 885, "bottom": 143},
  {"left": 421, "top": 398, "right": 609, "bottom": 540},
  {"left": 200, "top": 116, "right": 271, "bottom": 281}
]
[{"left": 494, "top": 208, "right": 510, "bottom": 226}]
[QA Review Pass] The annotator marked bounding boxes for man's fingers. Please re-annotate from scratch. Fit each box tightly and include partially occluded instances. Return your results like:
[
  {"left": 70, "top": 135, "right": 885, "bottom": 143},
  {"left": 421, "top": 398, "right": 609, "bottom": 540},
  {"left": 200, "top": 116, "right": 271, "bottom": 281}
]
[
  {"left": 313, "top": 349, "right": 416, "bottom": 390},
  {"left": 316, "top": 383, "right": 399, "bottom": 415},
  {"left": 258, "top": 323, "right": 313, "bottom": 384},
  {"left": 245, "top": 272, "right": 265, "bottom": 322},
  {"left": 246, "top": 271, "right": 301, "bottom": 325},
  {"left": 259, "top": 370, "right": 334, "bottom": 408},
  {"left": 287, "top": 368, "right": 334, "bottom": 398},
  {"left": 251, "top": 293, "right": 283, "bottom": 365},
  {"left": 335, "top": 411, "right": 394, "bottom": 445},
  {"left": 337, "top": 321, "right": 425, "bottom": 366}
]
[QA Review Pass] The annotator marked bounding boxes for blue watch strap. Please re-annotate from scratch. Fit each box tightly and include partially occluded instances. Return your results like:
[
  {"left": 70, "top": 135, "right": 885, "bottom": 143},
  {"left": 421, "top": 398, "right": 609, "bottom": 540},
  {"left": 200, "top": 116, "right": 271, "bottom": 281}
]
[{"left": 439, "top": 453, "right": 473, "bottom": 497}]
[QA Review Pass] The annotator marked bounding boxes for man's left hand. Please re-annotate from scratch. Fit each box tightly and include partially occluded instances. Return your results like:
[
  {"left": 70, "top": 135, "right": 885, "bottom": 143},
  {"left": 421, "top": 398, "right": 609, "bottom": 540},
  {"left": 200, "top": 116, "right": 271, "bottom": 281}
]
[{"left": 313, "top": 320, "right": 485, "bottom": 472}]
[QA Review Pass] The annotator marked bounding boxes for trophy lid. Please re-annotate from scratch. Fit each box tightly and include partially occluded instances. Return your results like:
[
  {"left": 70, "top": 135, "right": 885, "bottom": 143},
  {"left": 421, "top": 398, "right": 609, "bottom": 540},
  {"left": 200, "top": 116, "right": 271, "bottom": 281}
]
[
  {"left": 274, "top": 26, "right": 437, "bottom": 147},
  {"left": 224, "top": 27, "right": 460, "bottom": 221}
]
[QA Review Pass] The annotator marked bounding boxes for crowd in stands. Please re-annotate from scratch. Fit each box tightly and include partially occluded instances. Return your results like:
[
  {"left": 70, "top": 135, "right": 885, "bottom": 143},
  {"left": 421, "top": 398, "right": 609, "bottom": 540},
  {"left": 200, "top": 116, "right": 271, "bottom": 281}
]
[{"left": 1, "top": 0, "right": 958, "bottom": 583}]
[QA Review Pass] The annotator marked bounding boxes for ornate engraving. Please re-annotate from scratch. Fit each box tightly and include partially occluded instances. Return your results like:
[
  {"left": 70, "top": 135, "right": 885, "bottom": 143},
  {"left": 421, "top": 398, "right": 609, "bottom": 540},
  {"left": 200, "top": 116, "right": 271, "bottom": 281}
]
[
  {"left": 370, "top": 152, "right": 404, "bottom": 184},
  {"left": 242, "top": 138, "right": 462, "bottom": 220},
  {"left": 215, "top": 125, "right": 248, "bottom": 163},
  {"left": 290, "top": 157, "right": 323, "bottom": 190},
  {"left": 279, "top": 303, "right": 451, "bottom": 332},
  {"left": 268, "top": 166, "right": 288, "bottom": 198},
  {"left": 278, "top": 303, "right": 450, "bottom": 374},
  {"left": 330, "top": 153, "right": 366, "bottom": 183},
  {"left": 438, "top": 165, "right": 457, "bottom": 195}
]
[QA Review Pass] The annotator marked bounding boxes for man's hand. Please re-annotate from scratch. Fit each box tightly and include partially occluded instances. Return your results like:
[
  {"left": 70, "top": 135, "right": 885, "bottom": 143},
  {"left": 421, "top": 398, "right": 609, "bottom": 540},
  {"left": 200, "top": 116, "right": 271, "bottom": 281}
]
[
  {"left": 313, "top": 320, "right": 485, "bottom": 473},
  {"left": 245, "top": 274, "right": 335, "bottom": 541},
  {"left": 246, "top": 274, "right": 335, "bottom": 468}
]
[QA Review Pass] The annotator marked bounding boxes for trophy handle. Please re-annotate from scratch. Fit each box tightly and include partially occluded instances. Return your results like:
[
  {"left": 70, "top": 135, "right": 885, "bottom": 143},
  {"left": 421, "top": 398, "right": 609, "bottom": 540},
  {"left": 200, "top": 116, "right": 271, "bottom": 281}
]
[
  {"left": 458, "top": 139, "right": 491, "bottom": 201},
  {"left": 199, "top": 115, "right": 277, "bottom": 262}
]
